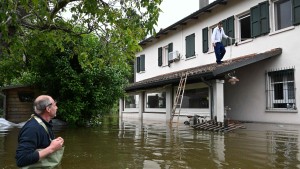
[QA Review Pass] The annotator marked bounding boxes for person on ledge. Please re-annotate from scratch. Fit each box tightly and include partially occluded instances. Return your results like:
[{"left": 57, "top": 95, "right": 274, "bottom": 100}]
[
  {"left": 16, "top": 95, "right": 64, "bottom": 167},
  {"left": 211, "top": 21, "right": 231, "bottom": 64}
]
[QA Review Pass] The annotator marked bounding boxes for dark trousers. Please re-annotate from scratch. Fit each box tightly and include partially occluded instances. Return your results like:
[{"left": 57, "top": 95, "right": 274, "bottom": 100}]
[{"left": 214, "top": 42, "right": 226, "bottom": 63}]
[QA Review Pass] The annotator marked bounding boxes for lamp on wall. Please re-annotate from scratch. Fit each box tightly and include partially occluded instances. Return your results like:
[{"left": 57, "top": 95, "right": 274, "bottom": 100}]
[{"left": 226, "top": 72, "right": 239, "bottom": 85}]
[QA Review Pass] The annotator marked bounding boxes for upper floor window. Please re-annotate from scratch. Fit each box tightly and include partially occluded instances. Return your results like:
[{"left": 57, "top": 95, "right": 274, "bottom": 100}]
[
  {"left": 158, "top": 43, "right": 173, "bottom": 67},
  {"left": 136, "top": 54, "right": 145, "bottom": 73},
  {"left": 271, "top": 0, "right": 300, "bottom": 31},
  {"left": 202, "top": 16, "right": 235, "bottom": 53},
  {"left": 274, "top": 0, "right": 293, "bottom": 30},
  {"left": 185, "top": 33, "right": 195, "bottom": 58},
  {"left": 266, "top": 68, "right": 296, "bottom": 110},
  {"left": 238, "top": 12, "right": 251, "bottom": 41}
]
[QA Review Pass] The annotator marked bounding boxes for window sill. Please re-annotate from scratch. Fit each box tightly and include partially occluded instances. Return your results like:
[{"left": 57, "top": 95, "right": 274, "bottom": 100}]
[
  {"left": 138, "top": 71, "right": 145, "bottom": 74},
  {"left": 185, "top": 55, "right": 196, "bottom": 61},
  {"left": 265, "top": 109, "right": 298, "bottom": 113},
  {"left": 269, "top": 26, "right": 295, "bottom": 36},
  {"left": 236, "top": 39, "right": 253, "bottom": 46}
]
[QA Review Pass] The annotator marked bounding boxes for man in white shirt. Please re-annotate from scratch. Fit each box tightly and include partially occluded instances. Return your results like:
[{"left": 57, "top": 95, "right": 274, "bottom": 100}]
[{"left": 211, "top": 22, "right": 230, "bottom": 64}]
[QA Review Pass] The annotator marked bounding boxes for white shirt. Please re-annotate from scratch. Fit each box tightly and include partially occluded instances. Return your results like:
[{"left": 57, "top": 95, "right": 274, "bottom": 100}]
[{"left": 211, "top": 27, "right": 228, "bottom": 44}]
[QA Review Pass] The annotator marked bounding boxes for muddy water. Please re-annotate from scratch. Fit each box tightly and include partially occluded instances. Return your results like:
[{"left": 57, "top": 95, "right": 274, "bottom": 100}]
[{"left": 1, "top": 118, "right": 300, "bottom": 169}]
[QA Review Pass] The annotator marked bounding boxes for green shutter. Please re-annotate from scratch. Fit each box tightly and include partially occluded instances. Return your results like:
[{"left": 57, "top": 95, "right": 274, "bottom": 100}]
[
  {"left": 227, "top": 16, "right": 235, "bottom": 45},
  {"left": 136, "top": 57, "right": 140, "bottom": 73},
  {"left": 168, "top": 43, "right": 173, "bottom": 53},
  {"left": 202, "top": 27, "right": 209, "bottom": 53},
  {"left": 251, "top": 5, "right": 260, "bottom": 38},
  {"left": 293, "top": 0, "right": 300, "bottom": 25},
  {"left": 222, "top": 19, "right": 228, "bottom": 47},
  {"left": 158, "top": 47, "right": 162, "bottom": 66},
  {"left": 191, "top": 34, "right": 195, "bottom": 56},
  {"left": 186, "top": 34, "right": 195, "bottom": 58},
  {"left": 140, "top": 54, "right": 145, "bottom": 71},
  {"left": 260, "top": 1, "right": 270, "bottom": 35}
]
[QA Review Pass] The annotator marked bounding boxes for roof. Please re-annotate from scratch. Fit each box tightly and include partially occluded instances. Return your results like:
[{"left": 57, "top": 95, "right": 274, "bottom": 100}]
[
  {"left": 125, "top": 48, "right": 282, "bottom": 92},
  {"left": 140, "top": 0, "right": 227, "bottom": 45},
  {"left": 0, "top": 85, "right": 33, "bottom": 91}
]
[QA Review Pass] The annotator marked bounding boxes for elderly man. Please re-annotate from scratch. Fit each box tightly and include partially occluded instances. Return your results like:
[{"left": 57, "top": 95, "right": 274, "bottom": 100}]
[
  {"left": 211, "top": 21, "right": 230, "bottom": 64},
  {"left": 16, "top": 95, "right": 64, "bottom": 168}
]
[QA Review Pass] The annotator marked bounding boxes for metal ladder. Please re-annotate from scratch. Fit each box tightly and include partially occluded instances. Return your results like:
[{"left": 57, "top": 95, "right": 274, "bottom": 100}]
[{"left": 171, "top": 72, "right": 188, "bottom": 123}]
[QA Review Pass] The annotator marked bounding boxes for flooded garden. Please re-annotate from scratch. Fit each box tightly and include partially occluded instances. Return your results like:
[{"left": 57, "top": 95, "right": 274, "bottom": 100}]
[{"left": 1, "top": 116, "right": 300, "bottom": 169}]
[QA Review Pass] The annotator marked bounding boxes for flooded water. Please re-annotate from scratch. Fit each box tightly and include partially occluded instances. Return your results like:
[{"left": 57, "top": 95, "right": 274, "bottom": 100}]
[{"left": 1, "top": 117, "right": 300, "bottom": 169}]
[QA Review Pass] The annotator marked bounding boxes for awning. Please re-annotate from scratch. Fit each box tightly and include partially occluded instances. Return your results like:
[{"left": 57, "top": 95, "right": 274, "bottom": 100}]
[{"left": 125, "top": 48, "right": 282, "bottom": 92}]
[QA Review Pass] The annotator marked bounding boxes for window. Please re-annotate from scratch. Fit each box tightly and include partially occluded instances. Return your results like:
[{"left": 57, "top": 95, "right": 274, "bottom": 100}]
[
  {"left": 185, "top": 33, "right": 195, "bottom": 58},
  {"left": 18, "top": 92, "right": 34, "bottom": 102},
  {"left": 158, "top": 43, "right": 173, "bottom": 66},
  {"left": 238, "top": 12, "right": 251, "bottom": 41},
  {"left": 180, "top": 88, "right": 209, "bottom": 108},
  {"left": 203, "top": 16, "right": 235, "bottom": 52},
  {"left": 274, "top": 0, "right": 293, "bottom": 30},
  {"left": 124, "top": 94, "right": 139, "bottom": 108},
  {"left": 136, "top": 54, "right": 145, "bottom": 73},
  {"left": 146, "top": 92, "right": 166, "bottom": 108},
  {"left": 266, "top": 68, "right": 296, "bottom": 110}
]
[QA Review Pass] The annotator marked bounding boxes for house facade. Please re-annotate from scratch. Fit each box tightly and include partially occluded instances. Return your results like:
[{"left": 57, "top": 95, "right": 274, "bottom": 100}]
[{"left": 120, "top": 0, "right": 300, "bottom": 124}]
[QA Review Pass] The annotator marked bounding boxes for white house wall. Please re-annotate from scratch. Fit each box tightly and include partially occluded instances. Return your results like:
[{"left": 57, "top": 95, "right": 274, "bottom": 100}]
[{"left": 132, "top": 0, "right": 300, "bottom": 124}]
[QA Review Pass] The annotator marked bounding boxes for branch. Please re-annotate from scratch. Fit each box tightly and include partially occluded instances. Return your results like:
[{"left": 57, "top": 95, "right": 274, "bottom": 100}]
[
  {"left": 50, "top": 0, "right": 79, "bottom": 20},
  {"left": 98, "top": 0, "right": 109, "bottom": 8}
]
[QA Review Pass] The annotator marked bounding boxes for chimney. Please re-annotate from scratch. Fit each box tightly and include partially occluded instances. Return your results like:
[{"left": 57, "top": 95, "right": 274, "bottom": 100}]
[{"left": 199, "top": 0, "right": 209, "bottom": 9}]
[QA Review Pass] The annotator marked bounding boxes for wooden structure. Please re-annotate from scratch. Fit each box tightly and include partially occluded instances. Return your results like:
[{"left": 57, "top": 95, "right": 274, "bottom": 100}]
[
  {"left": 190, "top": 117, "right": 245, "bottom": 132},
  {"left": 1, "top": 85, "right": 41, "bottom": 123}
]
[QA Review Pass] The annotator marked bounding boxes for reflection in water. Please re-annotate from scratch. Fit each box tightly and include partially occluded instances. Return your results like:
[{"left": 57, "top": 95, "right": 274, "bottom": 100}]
[
  {"left": 1, "top": 118, "right": 300, "bottom": 168},
  {"left": 267, "top": 130, "right": 299, "bottom": 169}
]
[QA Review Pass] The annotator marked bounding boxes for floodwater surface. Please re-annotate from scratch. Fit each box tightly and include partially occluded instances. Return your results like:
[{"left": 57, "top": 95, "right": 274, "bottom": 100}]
[{"left": 1, "top": 117, "right": 300, "bottom": 169}]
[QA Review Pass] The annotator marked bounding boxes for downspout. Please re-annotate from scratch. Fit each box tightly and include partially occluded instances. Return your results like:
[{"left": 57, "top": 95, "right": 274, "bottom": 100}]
[{"left": 201, "top": 77, "right": 214, "bottom": 120}]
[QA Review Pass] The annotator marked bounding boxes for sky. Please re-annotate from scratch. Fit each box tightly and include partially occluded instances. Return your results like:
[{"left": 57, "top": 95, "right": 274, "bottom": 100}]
[{"left": 155, "top": 0, "right": 214, "bottom": 31}]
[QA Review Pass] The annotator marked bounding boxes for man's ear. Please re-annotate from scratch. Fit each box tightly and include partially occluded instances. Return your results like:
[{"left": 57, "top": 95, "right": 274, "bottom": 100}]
[{"left": 45, "top": 106, "right": 51, "bottom": 112}]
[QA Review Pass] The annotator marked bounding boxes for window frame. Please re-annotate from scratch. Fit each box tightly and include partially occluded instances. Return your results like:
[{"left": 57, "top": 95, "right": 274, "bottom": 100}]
[
  {"left": 145, "top": 90, "right": 167, "bottom": 112},
  {"left": 266, "top": 68, "right": 297, "bottom": 110},
  {"left": 173, "top": 83, "right": 211, "bottom": 116},
  {"left": 158, "top": 43, "right": 173, "bottom": 67},
  {"left": 123, "top": 94, "right": 140, "bottom": 112},
  {"left": 136, "top": 54, "right": 145, "bottom": 73},
  {"left": 272, "top": 0, "right": 293, "bottom": 31},
  {"left": 236, "top": 11, "right": 253, "bottom": 43}
]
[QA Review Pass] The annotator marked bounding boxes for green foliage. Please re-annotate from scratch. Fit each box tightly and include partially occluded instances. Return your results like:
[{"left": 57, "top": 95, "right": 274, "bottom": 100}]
[{"left": 0, "top": 0, "right": 162, "bottom": 125}]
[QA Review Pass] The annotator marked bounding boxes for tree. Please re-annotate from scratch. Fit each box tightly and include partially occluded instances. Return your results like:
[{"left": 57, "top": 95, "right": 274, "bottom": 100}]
[{"left": 0, "top": 0, "right": 162, "bottom": 125}]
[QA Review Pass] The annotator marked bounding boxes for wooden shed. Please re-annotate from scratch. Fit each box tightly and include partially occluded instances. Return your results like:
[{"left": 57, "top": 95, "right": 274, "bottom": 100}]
[{"left": 1, "top": 85, "right": 41, "bottom": 123}]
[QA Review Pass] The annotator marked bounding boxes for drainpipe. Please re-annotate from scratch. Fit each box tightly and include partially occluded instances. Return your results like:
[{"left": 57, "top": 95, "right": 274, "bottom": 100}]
[{"left": 201, "top": 77, "right": 214, "bottom": 120}]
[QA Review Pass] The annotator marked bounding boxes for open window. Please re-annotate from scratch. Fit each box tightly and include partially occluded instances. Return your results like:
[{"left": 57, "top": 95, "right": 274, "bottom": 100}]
[{"left": 238, "top": 12, "right": 251, "bottom": 42}]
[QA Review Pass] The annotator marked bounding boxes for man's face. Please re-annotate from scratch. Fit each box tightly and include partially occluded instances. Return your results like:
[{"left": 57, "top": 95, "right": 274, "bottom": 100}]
[
  {"left": 218, "top": 23, "right": 222, "bottom": 28},
  {"left": 47, "top": 98, "right": 58, "bottom": 118}
]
